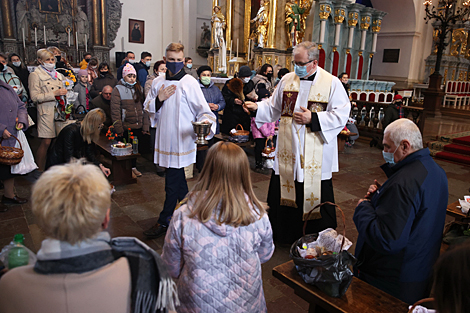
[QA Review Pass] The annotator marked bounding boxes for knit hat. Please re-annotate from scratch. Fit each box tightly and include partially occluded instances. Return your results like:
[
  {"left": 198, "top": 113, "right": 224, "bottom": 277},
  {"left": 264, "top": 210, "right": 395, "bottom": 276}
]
[
  {"left": 197, "top": 65, "right": 212, "bottom": 77},
  {"left": 393, "top": 94, "right": 403, "bottom": 101},
  {"left": 238, "top": 66, "right": 252, "bottom": 78},
  {"left": 122, "top": 63, "right": 136, "bottom": 77},
  {"left": 78, "top": 69, "right": 88, "bottom": 77},
  {"left": 257, "top": 83, "right": 270, "bottom": 100}
]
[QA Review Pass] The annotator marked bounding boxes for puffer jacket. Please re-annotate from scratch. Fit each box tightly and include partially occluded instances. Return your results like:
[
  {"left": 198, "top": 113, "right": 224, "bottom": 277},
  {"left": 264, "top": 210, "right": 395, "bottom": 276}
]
[
  {"left": 162, "top": 197, "right": 275, "bottom": 313},
  {"left": 251, "top": 74, "right": 273, "bottom": 93},
  {"left": 110, "top": 80, "right": 149, "bottom": 135},
  {"left": 29, "top": 66, "right": 65, "bottom": 122}
]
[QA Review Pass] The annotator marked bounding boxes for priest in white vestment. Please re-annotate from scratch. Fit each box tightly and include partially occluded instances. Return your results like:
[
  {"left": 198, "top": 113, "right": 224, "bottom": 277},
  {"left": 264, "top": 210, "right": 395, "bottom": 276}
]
[
  {"left": 142, "top": 43, "right": 217, "bottom": 238},
  {"left": 245, "top": 41, "right": 350, "bottom": 244}
]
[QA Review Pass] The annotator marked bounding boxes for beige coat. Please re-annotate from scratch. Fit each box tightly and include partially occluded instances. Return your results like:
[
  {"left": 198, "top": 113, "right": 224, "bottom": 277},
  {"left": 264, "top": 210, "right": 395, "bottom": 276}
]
[
  {"left": 29, "top": 66, "right": 65, "bottom": 117},
  {"left": 0, "top": 258, "right": 132, "bottom": 313}
]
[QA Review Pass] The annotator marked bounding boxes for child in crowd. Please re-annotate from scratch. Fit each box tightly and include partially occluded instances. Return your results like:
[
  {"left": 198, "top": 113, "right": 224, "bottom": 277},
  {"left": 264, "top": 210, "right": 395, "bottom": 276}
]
[
  {"left": 87, "top": 58, "right": 99, "bottom": 84},
  {"left": 73, "top": 69, "right": 91, "bottom": 113},
  {"left": 111, "top": 63, "right": 149, "bottom": 178},
  {"left": 162, "top": 142, "right": 275, "bottom": 313},
  {"left": 252, "top": 84, "right": 276, "bottom": 171}
]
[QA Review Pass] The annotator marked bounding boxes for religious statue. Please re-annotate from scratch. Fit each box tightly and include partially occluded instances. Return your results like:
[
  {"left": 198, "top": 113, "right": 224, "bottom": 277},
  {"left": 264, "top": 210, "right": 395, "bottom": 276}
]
[
  {"left": 200, "top": 22, "right": 211, "bottom": 48},
  {"left": 16, "top": 0, "right": 30, "bottom": 37},
  {"left": 211, "top": 5, "right": 227, "bottom": 72},
  {"left": 285, "top": 0, "right": 313, "bottom": 48},
  {"left": 251, "top": 0, "right": 269, "bottom": 48}
]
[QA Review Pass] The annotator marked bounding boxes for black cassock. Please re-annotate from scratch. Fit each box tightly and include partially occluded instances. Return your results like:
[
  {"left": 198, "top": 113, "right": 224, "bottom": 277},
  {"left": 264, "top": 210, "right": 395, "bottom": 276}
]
[{"left": 266, "top": 172, "right": 337, "bottom": 245}]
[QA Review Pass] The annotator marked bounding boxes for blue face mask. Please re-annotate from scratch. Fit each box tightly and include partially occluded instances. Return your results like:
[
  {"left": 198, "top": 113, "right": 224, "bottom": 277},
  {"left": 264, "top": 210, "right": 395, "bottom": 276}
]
[
  {"left": 167, "top": 61, "right": 185, "bottom": 74},
  {"left": 294, "top": 64, "right": 308, "bottom": 78},
  {"left": 186, "top": 63, "right": 193, "bottom": 69},
  {"left": 145, "top": 61, "right": 151, "bottom": 67},
  {"left": 128, "top": 81, "right": 137, "bottom": 86},
  {"left": 382, "top": 144, "right": 400, "bottom": 166}
]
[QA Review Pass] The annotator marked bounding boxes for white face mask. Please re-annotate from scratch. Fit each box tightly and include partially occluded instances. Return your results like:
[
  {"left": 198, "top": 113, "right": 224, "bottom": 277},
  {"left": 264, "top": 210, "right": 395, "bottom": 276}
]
[
  {"left": 42, "top": 63, "right": 55, "bottom": 71},
  {"left": 129, "top": 59, "right": 136, "bottom": 64},
  {"left": 242, "top": 77, "right": 250, "bottom": 84},
  {"left": 12, "top": 61, "right": 21, "bottom": 67}
]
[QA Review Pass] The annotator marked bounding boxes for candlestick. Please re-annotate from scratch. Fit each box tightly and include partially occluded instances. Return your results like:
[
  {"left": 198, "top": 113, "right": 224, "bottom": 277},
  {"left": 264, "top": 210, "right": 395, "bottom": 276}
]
[
  {"left": 67, "top": 29, "right": 70, "bottom": 47},
  {"left": 237, "top": 38, "right": 239, "bottom": 58},
  {"left": 35, "top": 27, "right": 37, "bottom": 47},
  {"left": 22, "top": 28, "right": 26, "bottom": 50},
  {"left": 43, "top": 25, "right": 46, "bottom": 45},
  {"left": 76, "top": 32, "right": 79, "bottom": 51},
  {"left": 85, "top": 34, "right": 88, "bottom": 52},
  {"left": 230, "top": 40, "right": 233, "bottom": 59}
]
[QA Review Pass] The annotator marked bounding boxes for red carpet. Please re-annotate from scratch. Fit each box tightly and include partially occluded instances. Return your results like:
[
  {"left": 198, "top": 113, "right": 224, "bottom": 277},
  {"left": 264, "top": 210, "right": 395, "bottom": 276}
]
[
  {"left": 434, "top": 151, "right": 470, "bottom": 166},
  {"left": 452, "top": 136, "right": 470, "bottom": 147}
]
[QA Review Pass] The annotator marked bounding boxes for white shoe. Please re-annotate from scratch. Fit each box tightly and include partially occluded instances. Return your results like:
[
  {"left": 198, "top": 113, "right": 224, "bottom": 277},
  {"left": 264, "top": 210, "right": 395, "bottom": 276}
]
[{"left": 132, "top": 168, "right": 142, "bottom": 177}]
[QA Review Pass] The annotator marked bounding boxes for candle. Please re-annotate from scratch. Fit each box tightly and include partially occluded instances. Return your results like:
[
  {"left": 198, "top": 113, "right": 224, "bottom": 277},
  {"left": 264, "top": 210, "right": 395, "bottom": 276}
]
[
  {"left": 76, "top": 32, "right": 79, "bottom": 51},
  {"left": 43, "top": 25, "right": 46, "bottom": 45},
  {"left": 22, "top": 28, "right": 26, "bottom": 50},
  {"left": 34, "top": 27, "right": 37, "bottom": 47},
  {"left": 237, "top": 38, "right": 239, "bottom": 58},
  {"left": 248, "top": 39, "right": 251, "bottom": 60},
  {"left": 230, "top": 40, "right": 233, "bottom": 59},
  {"left": 67, "top": 29, "right": 70, "bottom": 47},
  {"left": 85, "top": 34, "right": 87, "bottom": 52}
]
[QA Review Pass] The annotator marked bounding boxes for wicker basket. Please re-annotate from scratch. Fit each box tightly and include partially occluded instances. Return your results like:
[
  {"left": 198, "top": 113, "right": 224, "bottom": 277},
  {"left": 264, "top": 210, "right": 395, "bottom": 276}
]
[
  {"left": 0, "top": 135, "right": 24, "bottom": 166},
  {"left": 262, "top": 138, "right": 275, "bottom": 159},
  {"left": 229, "top": 124, "right": 250, "bottom": 143},
  {"left": 407, "top": 298, "right": 435, "bottom": 313}
]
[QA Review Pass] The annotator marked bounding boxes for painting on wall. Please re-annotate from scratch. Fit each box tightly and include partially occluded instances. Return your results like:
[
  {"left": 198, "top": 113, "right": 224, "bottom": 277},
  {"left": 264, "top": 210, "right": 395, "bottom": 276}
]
[
  {"left": 129, "top": 19, "right": 144, "bottom": 44},
  {"left": 39, "top": 0, "right": 61, "bottom": 14}
]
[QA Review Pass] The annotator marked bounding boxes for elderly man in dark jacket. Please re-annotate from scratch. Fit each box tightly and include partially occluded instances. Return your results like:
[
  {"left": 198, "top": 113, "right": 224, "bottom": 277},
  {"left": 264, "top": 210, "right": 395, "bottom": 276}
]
[
  {"left": 0, "top": 75, "right": 28, "bottom": 212},
  {"left": 353, "top": 118, "right": 448, "bottom": 304},
  {"left": 89, "top": 85, "right": 113, "bottom": 131}
]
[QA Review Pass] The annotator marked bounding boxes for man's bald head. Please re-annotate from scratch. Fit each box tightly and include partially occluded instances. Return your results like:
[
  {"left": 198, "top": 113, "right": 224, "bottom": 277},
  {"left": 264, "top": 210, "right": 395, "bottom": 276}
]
[{"left": 102, "top": 85, "right": 113, "bottom": 101}]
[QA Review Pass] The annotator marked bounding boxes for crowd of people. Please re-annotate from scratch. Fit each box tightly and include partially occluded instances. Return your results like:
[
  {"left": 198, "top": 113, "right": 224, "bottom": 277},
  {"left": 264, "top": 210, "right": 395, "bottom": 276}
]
[{"left": 0, "top": 41, "right": 465, "bottom": 313}]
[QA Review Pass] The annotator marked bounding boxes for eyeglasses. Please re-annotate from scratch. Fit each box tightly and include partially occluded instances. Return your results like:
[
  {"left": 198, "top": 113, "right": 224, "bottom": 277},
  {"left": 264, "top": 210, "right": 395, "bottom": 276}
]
[
  {"left": 102, "top": 93, "right": 112, "bottom": 96},
  {"left": 292, "top": 60, "right": 314, "bottom": 67}
]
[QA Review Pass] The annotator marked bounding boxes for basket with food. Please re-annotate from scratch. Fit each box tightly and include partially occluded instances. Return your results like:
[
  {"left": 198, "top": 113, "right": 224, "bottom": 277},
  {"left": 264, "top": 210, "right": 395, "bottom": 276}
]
[{"left": 111, "top": 142, "right": 133, "bottom": 156}]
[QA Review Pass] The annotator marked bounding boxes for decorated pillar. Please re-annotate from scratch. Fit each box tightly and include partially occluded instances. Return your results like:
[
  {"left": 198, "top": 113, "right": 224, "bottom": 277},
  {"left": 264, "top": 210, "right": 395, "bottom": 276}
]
[
  {"left": 318, "top": 2, "right": 331, "bottom": 69},
  {"left": 345, "top": 9, "right": 359, "bottom": 76},
  {"left": 1, "top": 0, "right": 14, "bottom": 39},
  {"left": 101, "top": 0, "right": 107, "bottom": 46},
  {"left": 267, "top": 0, "right": 277, "bottom": 49},
  {"left": 332, "top": 7, "right": 345, "bottom": 76},
  {"left": 357, "top": 11, "right": 371, "bottom": 79},
  {"left": 92, "top": 0, "right": 100, "bottom": 46},
  {"left": 226, "top": 0, "right": 232, "bottom": 53}
]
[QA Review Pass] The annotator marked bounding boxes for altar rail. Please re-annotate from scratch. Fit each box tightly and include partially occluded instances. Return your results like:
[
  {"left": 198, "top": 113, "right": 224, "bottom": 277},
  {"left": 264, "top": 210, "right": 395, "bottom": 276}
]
[
  {"left": 349, "top": 79, "right": 396, "bottom": 103},
  {"left": 352, "top": 100, "right": 426, "bottom": 140}
]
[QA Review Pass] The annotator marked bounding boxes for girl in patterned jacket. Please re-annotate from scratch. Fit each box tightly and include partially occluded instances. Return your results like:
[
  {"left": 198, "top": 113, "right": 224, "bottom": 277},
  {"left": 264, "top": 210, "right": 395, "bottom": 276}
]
[{"left": 162, "top": 141, "right": 275, "bottom": 313}]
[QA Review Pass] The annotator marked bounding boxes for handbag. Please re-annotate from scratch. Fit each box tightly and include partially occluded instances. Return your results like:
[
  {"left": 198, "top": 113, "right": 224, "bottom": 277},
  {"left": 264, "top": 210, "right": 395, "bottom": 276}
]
[
  {"left": 0, "top": 135, "right": 24, "bottom": 166},
  {"left": 11, "top": 130, "right": 38, "bottom": 175}
]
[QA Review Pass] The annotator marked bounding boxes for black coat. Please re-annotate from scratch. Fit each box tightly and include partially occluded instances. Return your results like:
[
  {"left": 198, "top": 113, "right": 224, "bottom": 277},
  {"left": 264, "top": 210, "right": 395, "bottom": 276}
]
[
  {"left": 382, "top": 105, "right": 401, "bottom": 130},
  {"left": 89, "top": 73, "right": 118, "bottom": 99},
  {"left": 10, "top": 65, "right": 30, "bottom": 96},
  {"left": 220, "top": 79, "right": 255, "bottom": 135},
  {"left": 46, "top": 123, "right": 100, "bottom": 170}
]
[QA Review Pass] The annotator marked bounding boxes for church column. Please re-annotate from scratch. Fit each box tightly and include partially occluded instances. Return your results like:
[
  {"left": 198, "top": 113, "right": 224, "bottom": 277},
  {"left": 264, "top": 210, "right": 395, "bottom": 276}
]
[
  {"left": 92, "top": 0, "right": 100, "bottom": 46},
  {"left": 332, "top": 7, "right": 345, "bottom": 76},
  {"left": 1, "top": 0, "right": 14, "bottom": 39},
  {"left": 267, "top": 0, "right": 277, "bottom": 48},
  {"left": 345, "top": 7, "right": 359, "bottom": 75},
  {"left": 318, "top": 2, "right": 332, "bottom": 44},
  {"left": 226, "top": 0, "right": 233, "bottom": 53},
  {"left": 357, "top": 10, "right": 371, "bottom": 79},
  {"left": 101, "top": 0, "right": 107, "bottom": 46}
]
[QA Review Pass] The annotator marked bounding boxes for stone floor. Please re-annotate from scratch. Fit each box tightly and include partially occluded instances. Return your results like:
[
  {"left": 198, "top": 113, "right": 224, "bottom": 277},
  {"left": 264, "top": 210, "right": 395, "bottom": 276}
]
[{"left": 1, "top": 115, "right": 470, "bottom": 312}]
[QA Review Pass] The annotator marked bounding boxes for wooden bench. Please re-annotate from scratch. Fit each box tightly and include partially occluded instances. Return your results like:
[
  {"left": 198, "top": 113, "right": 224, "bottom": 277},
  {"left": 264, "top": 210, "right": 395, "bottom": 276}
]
[
  {"left": 94, "top": 135, "right": 139, "bottom": 186},
  {"left": 272, "top": 260, "right": 409, "bottom": 313}
]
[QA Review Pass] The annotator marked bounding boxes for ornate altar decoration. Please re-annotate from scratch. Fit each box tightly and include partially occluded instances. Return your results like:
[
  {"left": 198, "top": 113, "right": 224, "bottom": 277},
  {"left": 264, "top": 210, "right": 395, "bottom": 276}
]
[
  {"left": 251, "top": 0, "right": 270, "bottom": 48},
  {"left": 285, "top": 0, "right": 314, "bottom": 48},
  {"left": 0, "top": 0, "right": 122, "bottom": 66},
  {"left": 211, "top": 6, "right": 227, "bottom": 73}
]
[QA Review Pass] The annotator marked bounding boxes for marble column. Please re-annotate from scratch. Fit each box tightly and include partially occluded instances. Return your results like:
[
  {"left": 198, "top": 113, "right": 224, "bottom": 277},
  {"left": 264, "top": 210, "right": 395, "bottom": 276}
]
[
  {"left": 92, "top": 0, "right": 100, "bottom": 46},
  {"left": 1, "top": 0, "right": 14, "bottom": 39},
  {"left": 101, "top": 0, "right": 107, "bottom": 46}
]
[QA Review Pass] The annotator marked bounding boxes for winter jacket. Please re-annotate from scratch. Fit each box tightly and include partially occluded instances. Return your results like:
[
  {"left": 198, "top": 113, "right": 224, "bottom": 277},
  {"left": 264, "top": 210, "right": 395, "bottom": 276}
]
[
  {"left": 184, "top": 66, "right": 198, "bottom": 79},
  {"left": 221, "top": 78, "right": 255, "bottom": 134},
  {"left": 133, "top": 61, "right": 149, "bottom": 87},
  {"left": 0, "top": 81, "right": 28, "bottom": 148},
  {"left": 110, "top": 80, "right": 149, "bottom": 135},
  {"left": 90, "top": 95, "right": 112, "bottom": 129},
  {"left": 353, "top": 148, "right": 448, "bottom": 304},
  {"left": 162, "top": 197, "right": 275, "bottom": 313},
  {"left": 199, "top": 79, "right": 226, "bottom": 134},
  {"left": 89, "top": 73, "right": 118, "bottom": 99},
  {"left": 0, "top": 71, "right": 28, "bottom": 102},
  {"left": 251, "top": 74, "right": 273, "bottom": 93},
  {"left": 382, "top": 104, "right": 403, "bottom": 130},
  {"left": 73, "top": 81, "right": 91, "bottom": 113},
  {"left": 45, "top": 122, "right": 99, "bottom": 170},
  {"left": 29, "top": 66, "right": 65, "bottom": 119}
]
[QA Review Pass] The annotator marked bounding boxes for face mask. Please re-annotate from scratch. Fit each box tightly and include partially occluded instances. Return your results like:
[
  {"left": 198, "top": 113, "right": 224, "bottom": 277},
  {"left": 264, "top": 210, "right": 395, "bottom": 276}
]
[
  {"left": 127, "top": 81, "right": 137, "bottom": 86},
  {"left": 85, "top": 58, "right": 91, "bottom": 63},
  {"left": 42, "top": 63, "right": 55, "bottom": 71},
  {"left": 166, "top": 61, "right": 185, "bottom": 74},
  {"left": 128, "top": 59, "right": 136, "bottom": 64},
  {"left": 100, "top": 71, "right": 108, "bottom": 76},
  {"left": 242, "top": 77, "right": 250, "bottom": 84},
  {"left": 382, "top": 144, "right": 400, "bottom": 166},
  {"left": 0, "top": 64, "right": 6, "bottom": 72},
  {"left": 55, "top": 56, "right": 62, "bottom": 63},
  {"left": 91, "top": 66, "right": 97, "bottom": 69},
  {"left": 294, "top": 64, "right": 308, "bottom": 78},
  {"left": 145, "top": 61, "right": 151, "bottom": 67},
  {"left": 186, "top": 63, "right": 193, "bottom": 69},
  {"left": 201, "top": 76, "right": 211, "bottom": 85},
  {"left": 267, "top": 73, "right": 273, "bottom": 80},
  {"left": 12, "top": 61, "right": 21, "bottom": 67}
]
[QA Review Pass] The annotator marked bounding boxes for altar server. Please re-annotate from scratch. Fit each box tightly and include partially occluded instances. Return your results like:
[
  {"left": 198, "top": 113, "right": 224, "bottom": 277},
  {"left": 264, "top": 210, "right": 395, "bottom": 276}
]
[
  {"left": 142, "top": 43, "right": 217, "bottom": 239},
  {"left": 245, "top": 41, "right": 350, "bottom": 244}
]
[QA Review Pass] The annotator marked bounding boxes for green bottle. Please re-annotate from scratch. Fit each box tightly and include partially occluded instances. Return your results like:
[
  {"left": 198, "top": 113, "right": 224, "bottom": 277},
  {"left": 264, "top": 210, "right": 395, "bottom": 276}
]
[{"left": 8, "top": 234, "right": 29, "bottom": 269}]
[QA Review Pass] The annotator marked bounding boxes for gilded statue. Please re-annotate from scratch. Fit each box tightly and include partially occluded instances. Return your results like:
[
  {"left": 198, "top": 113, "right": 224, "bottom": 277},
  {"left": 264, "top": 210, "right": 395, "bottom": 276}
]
[
  {"left": 211, "top": 5, "right": 227, "bottom": 72},
  {"left": 450, "top": 28, "right": 468, "bottom": 57},
  {"left": 285, "top": 0, "right": 314, "bottom": 48},
  {"left": 251, "top": 0, "right": 269, "bottom": 48}
]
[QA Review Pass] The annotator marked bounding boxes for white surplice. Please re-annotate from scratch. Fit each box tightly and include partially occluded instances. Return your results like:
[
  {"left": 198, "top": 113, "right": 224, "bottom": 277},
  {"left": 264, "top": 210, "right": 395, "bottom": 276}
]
[
  {"left": 144, "top": 74, "right": 217, "bottom": 169},
  {"left": 256, "top": 70, "right": 350, "bottom": 181}
]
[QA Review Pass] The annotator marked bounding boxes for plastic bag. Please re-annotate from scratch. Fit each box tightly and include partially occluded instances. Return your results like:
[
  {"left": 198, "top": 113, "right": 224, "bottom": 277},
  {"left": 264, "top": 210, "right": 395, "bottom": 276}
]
[
  {"left": 11, "top": 130, "right": 38, "bottom": 175},
  {"left": 0, "top": 240, "right": 37, "bottom": 269},
  {"left": 290, "top": 233, "right": 356, "bottom": 298}
]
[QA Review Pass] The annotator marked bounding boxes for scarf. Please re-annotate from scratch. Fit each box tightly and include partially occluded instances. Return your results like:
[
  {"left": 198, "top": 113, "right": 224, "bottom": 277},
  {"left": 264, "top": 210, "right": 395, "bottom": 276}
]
[
  {"left": 395, "top": 104, "right": 404, "bottom": 118},
  {"left": 40, "top": 65, "right": 58, "bottom": 80},
  {"left": 34, "top": 232, "right": 179, "bottom": 313}
]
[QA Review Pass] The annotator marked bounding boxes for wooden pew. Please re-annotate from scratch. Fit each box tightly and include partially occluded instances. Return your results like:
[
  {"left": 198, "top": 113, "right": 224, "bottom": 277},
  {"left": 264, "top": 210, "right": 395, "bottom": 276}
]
[
  {"left": 272, "top": 260, "right": 409, "bottom": 313},
  {"left": 94, "top": 135, "right": 139, "bottom": 186}
]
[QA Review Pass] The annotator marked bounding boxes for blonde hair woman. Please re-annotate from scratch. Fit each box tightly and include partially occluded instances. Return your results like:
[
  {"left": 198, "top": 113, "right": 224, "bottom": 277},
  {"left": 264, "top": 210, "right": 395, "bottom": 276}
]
[
  {"left": 46, "top": 108, "right": 111, "bottom": 176},
  {"left": 29, "top": 48, "right": 67, "bottom": 172},
  {"left": 162, "top": 141, "right": 275, "bottom": 313},
  {"left": 0, "top": 161, "right": 179, "bottom": 313}
]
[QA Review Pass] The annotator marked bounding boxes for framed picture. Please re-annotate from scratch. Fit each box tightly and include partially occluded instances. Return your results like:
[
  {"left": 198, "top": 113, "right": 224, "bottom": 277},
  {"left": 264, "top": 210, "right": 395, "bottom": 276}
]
[
  {"left": 38, "top": 0, "right": 61, "bottom": 14},
  {"left": 129, "top": 19, "right": 144, "bottom": 44}
]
